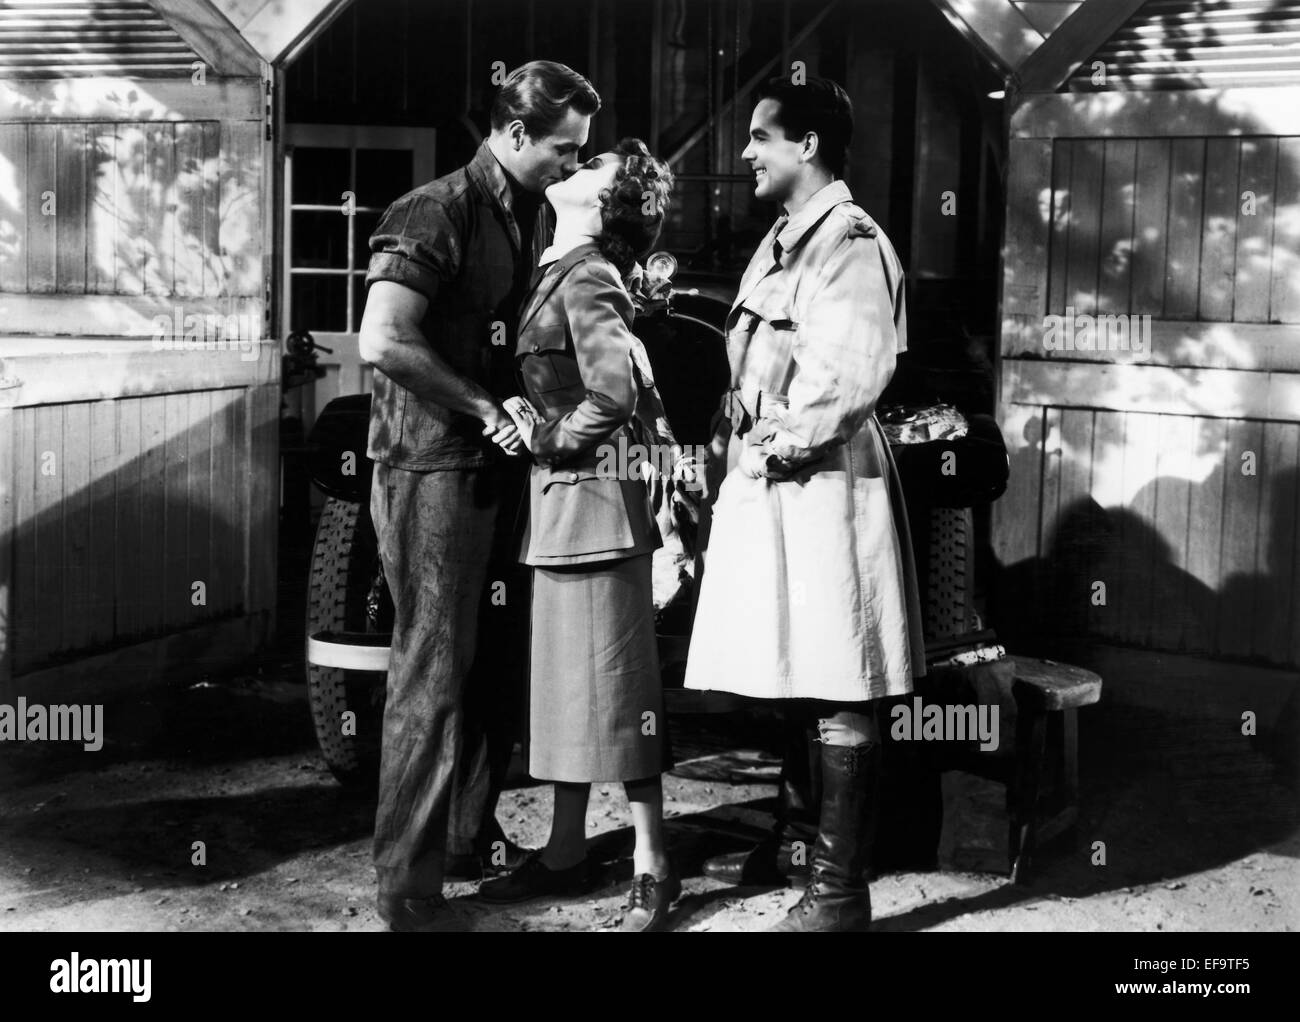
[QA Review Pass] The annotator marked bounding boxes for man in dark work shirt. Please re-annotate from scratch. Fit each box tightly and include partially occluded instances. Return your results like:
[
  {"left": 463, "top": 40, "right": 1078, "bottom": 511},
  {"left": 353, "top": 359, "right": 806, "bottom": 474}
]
[{"left": 359, "top": 61, "right": 601, "bottom": 932}]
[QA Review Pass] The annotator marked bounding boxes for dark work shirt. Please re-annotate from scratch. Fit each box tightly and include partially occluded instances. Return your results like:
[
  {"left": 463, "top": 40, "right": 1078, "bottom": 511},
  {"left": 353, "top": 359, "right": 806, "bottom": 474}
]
[{"left": 364, "top": 141, "right": 551, "bottom": 470}]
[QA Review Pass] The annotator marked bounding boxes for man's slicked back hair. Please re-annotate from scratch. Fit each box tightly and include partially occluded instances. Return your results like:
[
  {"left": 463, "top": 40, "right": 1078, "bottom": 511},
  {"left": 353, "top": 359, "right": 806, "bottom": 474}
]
[
  {"left": 490, "top": 60, "right": 601, "bottom": 138},
  {"left": 755, "top": 75, "right": 853, "bottom": 177}
]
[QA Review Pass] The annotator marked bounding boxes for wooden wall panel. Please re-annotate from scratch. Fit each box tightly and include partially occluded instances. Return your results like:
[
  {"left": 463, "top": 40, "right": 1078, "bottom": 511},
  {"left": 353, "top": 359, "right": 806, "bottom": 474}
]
[
  {"left": 1118, "top": 411, "right": 1161, "bottom": 649},
  {"left": 1003, "top": 137, "right": 1053, "bottom": 354},
  {"left": 0, "top": 406, "right": 10, "bottom": 699},
  {"left": 1064, "top": 139, "right": 1103, "bottom": 314},
  {"left": 1131, "top": 138, "right": 1170, "bottom": 317},
  {"left": 0, "top": 117, "right": 263, "bottom": 313},
  {"left": 55, "top": 124, "right": 89, "bottom": 294},
  {"left": 995, "top": 402, "right": 1298, "bottom": 665},
  {"left": 7, "top": 387, "right": 255, "bottom": 673},
  {"left": 243, "top": 382, "right": 278, "bottom": 620},
  {"left": 114, "top": 396, "right": 143, "bottom": 640},
  {"left": 137, "top": 393, "right": 168, "bottom": 639},
  {"left": 112, "top": 124, "right": 148, "bottom": 296},
  {"left": 1254, "top": 422, "right": 1299, "bottom": 665},
  {"left": 1059, "top": 408, "right": 1096, "bottom": 637},
  {"left": 1097, "top": 139, "right": 1137, "bottom": 315},
  {"left": 87, "top": 125, "right": 119, "bottom": 295},
  {"left": 11, "top": 406, "right": 35, "bottom": 674},
  {"left": 31, "top": 406, "right": 63, "bottom": 665},
  {"left": 0, "top": 123, "right": 28, "bottom": 293},
  {"left": 1216, "top": 419, "right": 1266, "bottom": 655},
  {"left": 1089, "top": 410, "right": 1123, "bottom": 641},
  {"left": 218, "top": 120, "right": 264, "bottom": 298},
  {"left": 1043, "top": 134, "right": 1300, "bottom": 324},
  {"left": 1199, "top": 137, "right": 1240, "bottom": 322},
  {"left": 60, "top": 402, "right": 92, "bottom": 653},
  {"left": 163, "top": 392, "right": 191, "bottom": 630},
  {"left": 144, "top": 123, "right": 177, "bottom": 297},
  {"left": 1150, "top": 413, "right": 1197, "bottom": 651},
  {"left": 1047, "top": 140, "right": 1072, "bottom": 318},
  {"left": 187, "top": 390, "right": 214, "bottom": 620},
  {"left": 1235, "top": 136, "right": 1278, "bottom": 324},
  {"left": 1164, "top": 137, "right": 1206, "bottom": 320},
  {"left": 1273, "top": 137, "right": 1300, "bottom": 323},
  {"left": 990, "top": 404, "right": 1045, "bottom": 568},
  {"left": 26, "top": 124, "right": 57, "bottom": 293}
]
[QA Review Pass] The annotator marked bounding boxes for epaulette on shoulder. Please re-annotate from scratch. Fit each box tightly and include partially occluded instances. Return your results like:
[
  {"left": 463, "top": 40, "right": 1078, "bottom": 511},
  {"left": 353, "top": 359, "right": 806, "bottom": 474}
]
[
  {"left": 843, "top": 207, "right": 879, "bottom": 240},
  {"left": 579, "top": 252, "right": 623, "bottom": 286}
]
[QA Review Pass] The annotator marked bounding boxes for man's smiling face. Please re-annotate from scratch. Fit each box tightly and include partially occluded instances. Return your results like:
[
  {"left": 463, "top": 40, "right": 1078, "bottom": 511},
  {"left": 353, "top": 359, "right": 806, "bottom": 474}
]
[{"left": 741, "top": 97, "right": 804, "bottom": 205}]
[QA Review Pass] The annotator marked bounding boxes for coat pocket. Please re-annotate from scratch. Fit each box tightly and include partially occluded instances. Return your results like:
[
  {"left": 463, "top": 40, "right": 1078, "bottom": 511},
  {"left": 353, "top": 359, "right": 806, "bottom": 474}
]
[
  {"left": 539, "top": 466, "right": 604, "bottom": 493},
  {"left": 528, "top": 464, "right": 638, "bottom": 558},
  {"left": 518, "top": 324, "right": 580, "bottom": 396}
]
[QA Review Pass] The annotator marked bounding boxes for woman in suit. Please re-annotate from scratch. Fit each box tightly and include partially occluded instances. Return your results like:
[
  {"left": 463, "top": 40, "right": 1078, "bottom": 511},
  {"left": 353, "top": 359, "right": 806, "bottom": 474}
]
[{"left": 478, "top": 138, "right": 682, "bottom": 931}]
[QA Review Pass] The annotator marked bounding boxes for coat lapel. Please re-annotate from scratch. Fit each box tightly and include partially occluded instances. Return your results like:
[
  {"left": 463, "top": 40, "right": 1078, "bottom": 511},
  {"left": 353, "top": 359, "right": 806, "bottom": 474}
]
[
  {"left": 518, "top": 242, "right": 599, "bottom": 333},
  {"left": 730, "top": 220, "right": 782, "bottom": 316}
]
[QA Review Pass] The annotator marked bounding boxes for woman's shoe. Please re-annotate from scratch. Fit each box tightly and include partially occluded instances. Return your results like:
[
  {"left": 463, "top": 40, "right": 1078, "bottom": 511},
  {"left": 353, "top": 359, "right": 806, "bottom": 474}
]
[
  {"left": 620, "top": 868, "right": 682, "bottom": 931},
  {"left": 477, "top": 851, "right": 590, "bottom": 904}
]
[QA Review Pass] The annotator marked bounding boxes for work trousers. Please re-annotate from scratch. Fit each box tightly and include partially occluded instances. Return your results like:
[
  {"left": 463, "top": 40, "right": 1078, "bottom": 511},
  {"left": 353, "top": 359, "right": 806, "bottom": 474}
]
[{"left": 370, "top": 460, "right": 528, "bottom": 896}]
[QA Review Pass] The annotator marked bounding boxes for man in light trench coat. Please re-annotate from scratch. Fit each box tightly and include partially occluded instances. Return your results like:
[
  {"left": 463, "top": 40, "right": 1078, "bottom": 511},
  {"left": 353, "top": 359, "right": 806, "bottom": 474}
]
[{"left": 684, "top": 75, "right": 925, "bottom": 932}]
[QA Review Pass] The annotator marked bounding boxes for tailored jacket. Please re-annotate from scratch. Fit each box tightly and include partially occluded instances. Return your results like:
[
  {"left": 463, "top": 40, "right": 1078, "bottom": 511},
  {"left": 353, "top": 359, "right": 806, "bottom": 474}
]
[
  {"left": 514, "top": 241, "right": 669, "bottom": 567},
  {"left": 684, "top": 180, "right": 926, "bottom": 702}
]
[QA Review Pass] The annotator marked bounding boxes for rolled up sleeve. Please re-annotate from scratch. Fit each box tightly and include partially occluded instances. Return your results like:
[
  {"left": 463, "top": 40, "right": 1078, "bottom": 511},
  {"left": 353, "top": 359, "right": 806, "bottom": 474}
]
[
  {"left": 365, "top": 192, "right": 461, "bottom": 303},
  {"left": 758, "top": 230, "right": 898, "bottom": 468},
  {"left": 531, "top": 260, "right": 638, "bottom": 464}
]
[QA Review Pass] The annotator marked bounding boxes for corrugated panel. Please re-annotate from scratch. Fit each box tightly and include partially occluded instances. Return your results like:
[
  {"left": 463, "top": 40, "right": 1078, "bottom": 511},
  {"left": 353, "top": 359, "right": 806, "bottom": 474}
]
[
  {"left": 0, "top": 0, "right": 200, "bottom": 78},
  {"left": 1068, "top": 0, "right": 1300, "bottom": 90}
]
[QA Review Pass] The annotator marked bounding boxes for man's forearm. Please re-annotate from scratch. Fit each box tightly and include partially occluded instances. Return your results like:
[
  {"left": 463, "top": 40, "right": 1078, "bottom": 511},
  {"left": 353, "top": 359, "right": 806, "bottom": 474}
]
[{"left": 366, "top": 325, "right": 498, "bottom": 422}]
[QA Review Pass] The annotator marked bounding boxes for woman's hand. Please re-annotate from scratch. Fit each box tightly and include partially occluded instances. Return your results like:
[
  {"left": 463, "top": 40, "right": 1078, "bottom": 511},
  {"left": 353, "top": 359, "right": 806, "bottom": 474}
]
[
  {"left": 738, "top": 445, "right": 768, "bottom": 479},
  {"left": 501, "top": 396, "right": 541, "bottom": 454},
  {"left": 482, "top": 406, "right": 524, "bottom": 456}
]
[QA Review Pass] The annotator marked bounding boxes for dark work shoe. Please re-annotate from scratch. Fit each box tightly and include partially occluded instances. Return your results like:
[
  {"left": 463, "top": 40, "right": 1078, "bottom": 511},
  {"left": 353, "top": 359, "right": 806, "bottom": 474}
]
[
  {"left": 377, "top": 892, "right": 469, "bottom": 933},
  {"left": 445, "top": 837, "right": 532, "bottom": 881},
  {"left": 477, "top": 851, "right": 590, "bottom": 904},
  {"left": 620, "top": 869, "right": 682, "bottom": 932},
  {"left": 702, "top": 838, "right": 812, "bottom": 888}
]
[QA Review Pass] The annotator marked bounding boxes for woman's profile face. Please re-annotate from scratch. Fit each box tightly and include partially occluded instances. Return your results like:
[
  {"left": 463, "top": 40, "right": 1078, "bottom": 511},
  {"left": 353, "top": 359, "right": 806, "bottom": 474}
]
[{"left": 545, "top": 151, "right": 622, "bottom": 214}]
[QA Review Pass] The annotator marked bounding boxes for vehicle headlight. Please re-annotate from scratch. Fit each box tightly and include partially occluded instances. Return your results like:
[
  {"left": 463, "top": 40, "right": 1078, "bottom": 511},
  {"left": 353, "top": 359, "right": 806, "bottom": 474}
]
[{"left": 645, "top": 251, "right": 678, "bottom": 284}]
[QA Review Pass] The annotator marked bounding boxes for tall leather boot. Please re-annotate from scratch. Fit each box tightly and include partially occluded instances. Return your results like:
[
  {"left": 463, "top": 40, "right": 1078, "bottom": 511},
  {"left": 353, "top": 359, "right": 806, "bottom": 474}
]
[
  {"left": 704, "top": 718, "right": 820, "bottom": 887},
  {"left": 769, "top": 741, "right": 880, "bottom": 931}
]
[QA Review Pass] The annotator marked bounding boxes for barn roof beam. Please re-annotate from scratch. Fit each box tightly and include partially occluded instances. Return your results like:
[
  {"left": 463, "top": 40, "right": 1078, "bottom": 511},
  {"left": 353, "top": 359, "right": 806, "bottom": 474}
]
[
  {"left": 207, "top": 0, "right": 354, "bottom": 66},
  {"left": 927, "top": 0, "right": 1046, "bottom": 76},
  {"left": 1015, "top": 0, "right": 1148, "bottom": 93},
  {"left": 147, "top": 0, "right": 263, "bottom": 77}
]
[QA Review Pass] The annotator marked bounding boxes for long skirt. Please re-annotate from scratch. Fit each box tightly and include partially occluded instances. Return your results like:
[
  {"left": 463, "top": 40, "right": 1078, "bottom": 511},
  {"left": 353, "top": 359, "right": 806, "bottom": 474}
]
[{"left": 527, "top": 553, "right": 667, "bottom": 783}]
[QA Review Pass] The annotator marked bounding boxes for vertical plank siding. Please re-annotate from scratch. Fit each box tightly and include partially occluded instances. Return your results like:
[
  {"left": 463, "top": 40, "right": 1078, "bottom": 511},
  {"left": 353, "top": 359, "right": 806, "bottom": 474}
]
[
  {"left": 0, "top": 120, "right": 262, "bottom": 304},
  {"left": 1, "top": 97, "right": 271, "bottom": 678},
  {"left": 1002, "top": 123, "right": 1300, "bottom": 669},
  {"left": 1047, "top": 135, "right": 1300, "bottom": 323},
  {"left": 1003, "top": 405, "right": 1300, "bottom": 664},
  {"left": 7, "top": 391, "right": 253, "bottom": 674}
]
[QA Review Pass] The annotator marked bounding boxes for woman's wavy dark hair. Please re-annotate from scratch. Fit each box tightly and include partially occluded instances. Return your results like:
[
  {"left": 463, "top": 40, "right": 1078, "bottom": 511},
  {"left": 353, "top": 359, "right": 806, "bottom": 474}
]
[{"left": 598, "top": 138, "right": 674, "bottom": 277}]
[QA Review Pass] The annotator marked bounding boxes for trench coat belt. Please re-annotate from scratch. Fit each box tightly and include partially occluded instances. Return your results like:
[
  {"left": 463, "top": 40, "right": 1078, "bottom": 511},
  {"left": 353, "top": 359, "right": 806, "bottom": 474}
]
[{"left": 720, "top": 386, "right": 788, "bottom": 438}]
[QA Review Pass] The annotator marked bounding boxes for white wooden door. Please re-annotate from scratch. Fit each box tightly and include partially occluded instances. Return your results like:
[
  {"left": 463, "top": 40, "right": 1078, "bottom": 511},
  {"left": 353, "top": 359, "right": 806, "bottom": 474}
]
[{"left": 282, "top": 123, "right": 437, "bottom": 433}]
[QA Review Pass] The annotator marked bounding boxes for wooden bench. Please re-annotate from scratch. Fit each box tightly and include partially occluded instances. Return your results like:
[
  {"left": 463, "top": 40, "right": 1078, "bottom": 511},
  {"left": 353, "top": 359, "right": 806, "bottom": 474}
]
[{"left": 1005, "top": 656, "right": 1103, "bottom": 884}]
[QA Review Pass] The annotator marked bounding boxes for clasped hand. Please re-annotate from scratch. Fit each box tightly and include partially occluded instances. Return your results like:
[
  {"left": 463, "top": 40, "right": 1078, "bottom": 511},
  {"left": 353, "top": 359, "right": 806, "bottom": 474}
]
[{"left": 482, "top": 408, "right": 526, "bottom": 457}]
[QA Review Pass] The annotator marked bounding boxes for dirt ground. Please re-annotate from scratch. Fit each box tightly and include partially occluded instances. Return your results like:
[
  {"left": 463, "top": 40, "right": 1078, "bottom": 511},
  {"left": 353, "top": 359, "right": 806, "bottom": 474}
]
[{"left": 1, "top": 661, "right": 1296, "bottom": 933}]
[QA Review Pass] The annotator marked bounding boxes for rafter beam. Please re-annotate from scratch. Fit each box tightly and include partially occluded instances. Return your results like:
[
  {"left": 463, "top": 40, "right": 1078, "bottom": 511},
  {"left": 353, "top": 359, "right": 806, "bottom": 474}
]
[
  {"left": 1015, "top": 0, "right": 1148, "bottom": 94},
  {"left": 147, "top": 0, "right": 263, "bottom": 77}
]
